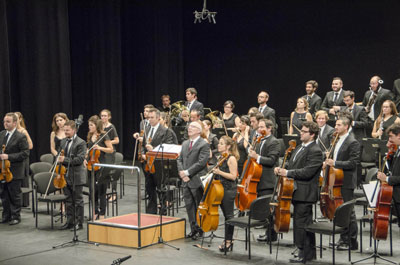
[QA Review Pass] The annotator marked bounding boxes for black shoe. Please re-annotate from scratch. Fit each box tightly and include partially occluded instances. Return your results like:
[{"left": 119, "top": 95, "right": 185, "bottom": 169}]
[
  {"left": 1, "top": 218, "right": 10, "bottom": 224},
  {"left": 291, "top": 248, "right": 299, "bottom": 257},
  {"left": 186, "top": 230, "right": 198, "bottom": 239},
  {"left": 337, "top": 241, "right": 358, "bottom": 251},
  {"left": 71, "top": 224, "right": 83, "bottom": 231},
  {"left": 59, "top": 223, "right": 73, "bottom": 230},
  {"left": 289, "top": 256, "right": 306, "bottom": 264},
  {"left": 257, "top": 233, "right": 277, "bottom": 242},
  {"left": 218, "top": 241, "right": 234, "bottom": 252},
  {"left": 9, "top": 219, "right": 20, "bottom": 225}
]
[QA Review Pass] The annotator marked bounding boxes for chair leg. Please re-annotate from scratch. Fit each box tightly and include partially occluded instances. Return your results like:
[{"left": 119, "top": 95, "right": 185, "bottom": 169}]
[
  {"left": 390, "top": 210, "right": 393, "bottom": 256},
  {"left": 359, "top": 218, "right": 363, "bottom": 253},
  {"left": 245, "top": 228, "right": 248, "bottom": 250},
  {"left": 333, "top": 233, "right": 335, "bottom": 265},
  {"left": 35, "top": 193, "right": 38, "bottom": 228},
  {"left": 248, "top": 227, "right": 251, "bottom": 260},
  {"left": 51, "top": 203, "right": 54, "bottom": 229},
  {"left": 348, "top": 232, "right": 351, "bottom": 261},
  {"left": 320, "top": 234, "right": 323, "bottom": 258}
]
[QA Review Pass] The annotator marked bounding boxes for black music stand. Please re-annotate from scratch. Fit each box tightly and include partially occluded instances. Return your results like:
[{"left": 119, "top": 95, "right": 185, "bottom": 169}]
[
  {"left": 212, "top": 128, "right": 226, "bottom": 139},
  {"left": 363, "top": 138, "right": 388, "bottom": 168},
  {"left": 171, "top": 126, "right": 186, "bottom": 144},
  {"left": 282, "top": 134, "right": 301, "bottom": 149}
]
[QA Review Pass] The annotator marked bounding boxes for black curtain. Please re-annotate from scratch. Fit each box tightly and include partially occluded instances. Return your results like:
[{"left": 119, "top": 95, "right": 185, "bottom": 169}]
[{"left": 1, "top": 0, "right": 400, "bottom": 161}]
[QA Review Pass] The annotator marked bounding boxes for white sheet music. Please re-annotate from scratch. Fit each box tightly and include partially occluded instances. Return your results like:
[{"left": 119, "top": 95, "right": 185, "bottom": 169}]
[
  {"left": 362, "top": 180, "right": 380, "bottom": 208},
  {"left": 153, "top": 144, "right": 182, "bottom": 154}
]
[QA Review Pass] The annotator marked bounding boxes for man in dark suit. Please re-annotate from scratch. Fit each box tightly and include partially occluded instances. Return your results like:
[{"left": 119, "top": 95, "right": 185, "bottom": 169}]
[
  {"left": 58, "top": 120, "right": 87, "bottom": 230},
  {"left": 343, "top": 91, "right": 369, "bottom": 142},
  {"left": 0, "top": 113, "right": 30, "bottom": 225},
  {"left": 325, "top": 115, "right": 360, "bottom": 250},
  {"left": 302, "top": 80, "right": 322, "bottom": 116},
  {"left": 178, "top": 121, "right": 210, "bottom": 240},
  {"left": 140, "top": 108, "right": 174, "bottom": 214},
  {"left": 257, "top": 91, "right": 276, "bottom": 128},
  {"left": 249, "top": 112, "right": 264, "bottom": 141},
  {"left": 139, "top": 104, "right": 154, "bottom": 131},
  {"left": 248, "top": 119, "right": 280, "bottom": 242},
  {"left": 362, "top": 75, "right": 393, "bottom": 122},
  {"left": 185, "top": 87, "right": 204, "bottom": 119},
  {"left": 315, "top": 110, "right": 334, "bottom": 153},
  {"left": 158, "top": 94, "right": 172, "bottom": 113},
  {"left": 392, "top": 76, "right": 400, "bottom": 111},
  {"left": 321, "top": 77, "right": 347, "bottom": 119},
  {"left": 275, "top": 121, "right": 323, "bottom": 263},
  {"left": 377, "top": 123, "right": 400, "bottom": 225}
]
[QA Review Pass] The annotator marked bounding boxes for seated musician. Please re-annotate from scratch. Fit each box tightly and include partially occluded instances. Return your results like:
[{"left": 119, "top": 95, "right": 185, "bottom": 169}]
[
  {"left": 274, "top": 121, "right": 323, "bottom": 263},
  {"left": 377, "top": 123, "right": 400, "bottom": 226},
  {"left": 247, "top": 119, "right": 280, "bottom": 242},
  {"left": 177, "top": 121, "right": 210, "bottom": 240},
  {"left": 211, "top": 136, "right": 239, "bottom": 252}
]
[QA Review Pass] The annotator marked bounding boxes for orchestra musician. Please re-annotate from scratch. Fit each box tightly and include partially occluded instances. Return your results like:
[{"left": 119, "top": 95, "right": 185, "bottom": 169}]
[
  {"left": 247, "top": 119, "right": 281, "bottom": 243},
  {"left": 315, "top": 110, "right": 334, "bottom": 153},
  {"left": 159, "top": 94, "right": 172, "bottom": 113},
  {"left": 221, "top": 100, "right": 240, "bottom": 132},
  {"left": 185, "top": 88, "right": 204, "bottom": 119},
  {"left": 274, "top": 121, "right": 323, "bottom": 263},
  {"left": 183, "top": 109, "right": 202, "bottom": 141},
  {"left": 232, "top": 115, "right": 250, "bottom": 175},
  {"left": 202, "top": 120, "right": 219, "bottom": 166},
  {"left": 342, "top": 91, "right": 369, "bottom": 142},
  {"left": 178, "top": 121, "right": 210, "bottom": 240},
  {"left": 321, "top": 77, "right": 347, "bottom": 118},
  {"left": 249, "top": 112, "right": 264, "bottom": 141},
  {"left": 302, "top": 80, "right": 322, "bottom": 116},
  {"left": 371, "top": 100, "right": 400, "bottom": 140},
  {"left": 212, "top": 136, "right": 239, "bottom": 252},
  {"left": 140, "top": 104, "right": 155, "bottom": 131},
  {"left": 257, "top": 91, "right": 276, "bottom": 129},
  {"left": 159, "top": 112, "right": 178, "bottom": 144},
  {"left": 324, "top": 115, "right": 360, "bottom": 250},
  {"left": 377, "top": 123, "right": 400, "bottom": 226},
  {"left": 289, "top": 98, "right": 313, "bottom": 135},
  {"left": 86, "top": 116, "right": 114, "bottom": 220},
  {"left": 50, "top": 113, "right": 69, "bottom": 157},
  {"left": 58, "top": 120, "right": 87, "bottom": 230},
  {"left": 0, "top": 113, "right": 30, "bottom": 225}
]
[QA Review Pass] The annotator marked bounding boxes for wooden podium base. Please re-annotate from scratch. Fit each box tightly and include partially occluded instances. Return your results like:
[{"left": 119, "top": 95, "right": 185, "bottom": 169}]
[{"left": 88, "top": 213, "right": 186, "bottom": 249}]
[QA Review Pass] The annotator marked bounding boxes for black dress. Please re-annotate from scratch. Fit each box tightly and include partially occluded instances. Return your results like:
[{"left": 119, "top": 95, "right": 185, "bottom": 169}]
[
  {"left": 380, "top": 115, "right": 397, "bottom": 140},
  {"left": 223, "top": 113, "right": 238, "bottom": 129},
  {"left": 236, "top": 137, "right": 247, "bottom": 175},
  {"left": 292, "top": 112, "right": 307, "bottom": 135}
]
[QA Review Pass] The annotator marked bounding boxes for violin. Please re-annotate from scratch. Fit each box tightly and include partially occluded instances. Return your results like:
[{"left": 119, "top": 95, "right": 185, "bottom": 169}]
[
  {"left": 372, "top": 143, "right": 395, "bottom": 240},
  {"left": 235, "top": 130, "right": 266, "bottom": 211},
  {"left": 87, "top": 128, "right": 114, "bottom": 171},
  {"left": 196, "top": 153, "right": 228, "bottom": 232},
  {"left": 137, "top": 130, "right": 145, "bottom": 162},
  {"left": 0, "top": 145, "right": 13, "bottom": 183},
  {"left": 270, "top": 140, "right": 296, "bottom": 233},
  {"left": 53, "top": 150, "right": 67, "bottom": 189},
  {"left": 320, "top": 132, "right": 344, "bottom": 220}
]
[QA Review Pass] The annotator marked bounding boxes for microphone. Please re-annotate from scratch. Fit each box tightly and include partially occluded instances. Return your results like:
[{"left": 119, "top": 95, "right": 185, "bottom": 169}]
[
  {"left": 112, "top": 255, "right": 132, "bottom": 265},
  {"left": 75, "top": 115, "right": 84, "bottom": 126}
]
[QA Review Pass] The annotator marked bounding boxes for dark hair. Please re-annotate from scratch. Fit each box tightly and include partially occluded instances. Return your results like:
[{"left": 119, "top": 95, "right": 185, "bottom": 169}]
[
  {"left": 259, "top": 118, "right": 274, "bottom": 130},
  {"left": 5, "top": 112, "right": 18, "bottom": 122},
  {"left": 240, "top": 115, "right": 250, "bottom": 126},
  {"left": 161, "top": 94, "right": 170, "bottom": 100},
  {"left": 387, "top": 123, "right": 400, "bottom": 136},
  {"left": 343, "top": 90, "right": 355, "bottom": 99},
  {"left": 87, "top": 115, "right": 104, "bottom": 142},
  {"left": 337, "top": 112, "right": 352, "bottom": 127},
  {"left": 302, "top": 121, "right": 319, "bottom": 138},
  {"left": 306, "top": 80, "right": 318, "bottom": 89},
  {"left": 64, "top": 120, "right": 76, "bottom": 130},
  {"left": 52, "top": 112, "right": 69, "bottom": 132},
  {"left": 186, "top": 87, "right": 197, "bottom": 96},
  {"left": 333, "top": 77, "right": 343, "bottom": 83},
  {"left": 223, "top": 100, "right": 235, "bottom": 110}
]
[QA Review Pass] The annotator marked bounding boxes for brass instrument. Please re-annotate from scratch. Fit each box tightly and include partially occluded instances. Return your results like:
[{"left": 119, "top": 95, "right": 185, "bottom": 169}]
[
  {"left": 170, "top": 100, "right": 188, "bottom": 118},
  {"left": 205, "top": 109, "right": 222, "bottom": 128}
]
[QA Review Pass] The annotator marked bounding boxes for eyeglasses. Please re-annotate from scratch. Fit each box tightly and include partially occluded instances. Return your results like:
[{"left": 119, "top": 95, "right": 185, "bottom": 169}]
[{"left": 300, "top": 130, "right": 310, "bottom": 134}]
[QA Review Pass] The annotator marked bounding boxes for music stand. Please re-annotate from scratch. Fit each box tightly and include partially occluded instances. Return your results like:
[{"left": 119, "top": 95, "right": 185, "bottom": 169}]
[
  {"left": 212, "top": 128, "right": 226, "bottom": 139},
  {"left": 282, "top": 134, "right": 301, "bottom": 149},
  {"left": 172, "top": 126, "right": 186, "bottom": 144},
  {"left": 363, "top": 138, "right": 388, "bottom": 168}
]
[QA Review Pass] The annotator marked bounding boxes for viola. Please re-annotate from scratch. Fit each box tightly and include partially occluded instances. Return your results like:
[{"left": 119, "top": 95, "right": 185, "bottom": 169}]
[
  {"left": 235, "top": 130, "right": 266, "bottom": 211},
  {"left": 270, "top": 140, "right": 296, "bottom": 233},
  {"left": 372, "top": 143, "right": 395, "bottom": 240},
  {"left": 196, "top": 153, "right": 228, "bottom": 232},
  {"left": 53, "top": 150, "right": 67, "bottom": 189},
  {"left": 0, "top": 145, "right": 13, "bottom": 183},
  {"left": 320, "top": 132, "right": 344, "bottom": 220}
]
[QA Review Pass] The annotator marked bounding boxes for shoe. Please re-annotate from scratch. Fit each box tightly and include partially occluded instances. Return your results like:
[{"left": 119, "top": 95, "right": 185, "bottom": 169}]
[
  {"left": 59, "top": 223, "right": 73, "bottom": 230},
  {"left": 1, "top": 218, "right": 10, "bottom": 224},
  {"left": 291, "top": 248, "right": 299, "bottom": 257},
  {"left": 337, "top": 241, "right": 358, "bottom": 251},
  {"left": 289, "top": 256, "right": 306, "bottom": 263},
  {"left": 186, "top": 230, "right": 198, "bottom": 239},
  {"left": 9, "top": 219, "right": 20, "bottom": 225},
  {"left": 257, "top": 233, "right": 278, "bottom": 242},
  {"left": 218, "top": 241, "right": 234, "bottom": 252},
  {"left": 70, "top": 224, "right": 83, "bottom": 231}
]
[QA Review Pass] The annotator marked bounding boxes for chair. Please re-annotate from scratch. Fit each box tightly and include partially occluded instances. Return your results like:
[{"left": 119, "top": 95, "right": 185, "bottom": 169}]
[
  {"left": 224, "top": 195, "right": 272, "bottom": 259},
  {"left": 305, "top": 199, "right": 356, "bottom": 265},
  {"left": 114, "top": 152, "right": 125, "bottom": 198},
  {"left": 106, "top": 168, "right": 122, "bottom": 217},
  {"left": 30, "top": 162, "right": 52, "bottom": 175},
  {"left": 33, "top": 172, "right": 68, "bottom": 229},
  {"left": 40, "top": 153, "right": 54, "bottom": 164}
]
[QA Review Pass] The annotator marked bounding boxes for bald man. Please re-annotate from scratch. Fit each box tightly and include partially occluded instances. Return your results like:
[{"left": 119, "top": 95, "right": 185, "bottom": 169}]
[{"left": 362, "top": 75, "right": 393, "bottom": 122}]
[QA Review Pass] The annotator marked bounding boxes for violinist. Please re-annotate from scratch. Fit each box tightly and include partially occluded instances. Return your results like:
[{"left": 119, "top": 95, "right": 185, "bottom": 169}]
[
  {"left": 202, "top": 120, "right": 219, "bottom": 166},
  {"left": 57, "top": 120, "right": 87, "bottom": 230},
  {"left": 50, "top": 113, "right": 69, "bottom": 157},
  {"left": 85, "top": 115, "right": 114, "bottom": 220},
  {"left": 324, "top": 115, "right": 360, "bottom": 251},
  {"left": 232, "top": 115, "right": 250, "bottom": 175},
  {"left": 178, "top": 121, "right": 210, "bottom": 240},
  {"left": 274, "top": 121, "right": 323, "bottom": 263},
  {"left": 377, "top": 123, "right": 400, "bottom": 226},
  {"left": 249, "top": 112, "right": 264, "bottom": 141},
  {"left": 247, "top": 119, "right": 280, "bottom": 243},
  {"left": 140, "top": 104, "right": 155, "bottom": 131},
  {"left": 0, "top": 113, "right": 29, "bottom": 225},
  {"left": 212, "top": 136, "right": 239, "bottom": 252}
]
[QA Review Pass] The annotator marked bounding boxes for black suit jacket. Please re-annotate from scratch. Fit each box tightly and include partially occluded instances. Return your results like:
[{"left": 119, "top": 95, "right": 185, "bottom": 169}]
[
  {"left": 321, "top": 90, "right": 347, "bottom": 111},
  {"left": 185, "top": 100, "right": 204, "bottom": 118},
  {"left": 287, "top": 141, "right": 323, "bottom": 202},
  {"left": 60, "top": 136, "right": 87, "bottom": 185},
  {"left": 362, "top": 88, "right": 393, "bottom": 120},
  {"left": 392, "top": 79, "right": 400, "bottom": 111},
  {"left": 303, "top": 94, "right": 322, "bottom": 115},
  {"left": 142, "top": 124, "right": 174, "bottom": 153},
  {"left": 261, "top": 105, "right": 276, "bottom": 127},
  {"left": 388, "top": 154, "right": 400, "bottom": 202},
  {"left": 333, "top": 134, "right": 360, "bottom": 190},
  {"left": 345, "top": 104, "right": 369, "bottom": 141},
  {"left": 318, "top": 124, "right": 334, "bottom": 152},
  {"left": 256, "top": 135, "right": 280, "bottom": 191},
  {"left": 0, "top": 130, "right": 29, "bottom": 180}
]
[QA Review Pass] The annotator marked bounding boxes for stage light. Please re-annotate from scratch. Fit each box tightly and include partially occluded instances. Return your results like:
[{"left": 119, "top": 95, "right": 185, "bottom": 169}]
[{"left": 193, "top": 0, "right": 217, "bottom": 24}]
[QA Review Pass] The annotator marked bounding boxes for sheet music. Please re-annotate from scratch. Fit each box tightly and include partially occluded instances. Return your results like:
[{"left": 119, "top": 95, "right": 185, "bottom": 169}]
[
  {"left": 362, "top": 180, "right": 380, "bottom": 208},
  {"left": 153, "top": 144, "right": 182, "bottom": 154}
]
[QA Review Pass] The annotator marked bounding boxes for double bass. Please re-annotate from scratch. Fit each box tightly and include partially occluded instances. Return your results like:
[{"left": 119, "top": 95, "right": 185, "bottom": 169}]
[
  {"left": 270, "top": 140, "right": 296, "bottom": 233},
  {"left": 196, "top": 153, "right": 228, "bottom": 232},
  {"left": 235, "top": 131, "right": 266, "bottom": 211},
  {"left": 372, "top": 143, "right": 395, "bottom": 240},
  {"left": 320, "top": 133, "right": 344, "bottom": 220}
]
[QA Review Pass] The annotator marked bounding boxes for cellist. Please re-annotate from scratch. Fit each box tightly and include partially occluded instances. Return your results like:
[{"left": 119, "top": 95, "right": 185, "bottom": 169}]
[
  {"left": 274, "top": 121, "right": 323, "bottom": 263},
  {"left": 247, "top": 119, "right": 280, "bottom": 243},
  {"left": 324, "top": 114, "right": 360, "bottom": 251},
  {"left": 377, "top": 123, "right": 400, "bottom": 227}
]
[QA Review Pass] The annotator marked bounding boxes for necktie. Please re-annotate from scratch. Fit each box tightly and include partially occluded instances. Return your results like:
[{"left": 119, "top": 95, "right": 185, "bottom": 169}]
[
  {"left": 148, "top": 127, "right": 154, "bottom": 141},
  {"left": 367, "top": 93, "right": 377, "bottom": 113},
  {"left": 189, "top": 140, "right": 193, "bottom": 151},
  {"left": 259, "top": 106, "right": 263, "bottom": 112},
  {"left": 2, "top": 132, "right": 9, "bottom": 146},
  {"left": 187, "top": 102, "right": 191, "bottom": 110},
  {"left": 306, "top": 95, "right": 310, "bottom": 102},
  {"left": 64, "top": 139, "right": 72, "bottom": 156},
  {"left": 293, "top": 145, "right": 304, "bottom": 161},
  {"left": 333, "top": 92, "right": 339, "bottom": 103}
]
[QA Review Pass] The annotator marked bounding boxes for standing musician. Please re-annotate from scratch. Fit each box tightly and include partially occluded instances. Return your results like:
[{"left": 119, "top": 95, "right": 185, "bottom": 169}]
[
  {"left": 371, "top": 100, "right": 400, "bottom": 140},
  {"left": 185, "top": 88, "right": 204, "bottom": 119},
  {"left": 257, "top": 91, "right": 276, "bottom": 129},
  {"left": 324, "top": 115, "right": 360, "bottom": 250},
  {"left": 342, "top": 91, "right": 369, "bottom": 143},
  {"left": 202, "top": 120, "right": 219, "bottom": 166},
  {"left": 50, "top": 113, "right": 69, "bottom": 157},
  {"left": 362, "top": 75, "right": 393, "bottom": 122},
  {"left": 178, "top": 121, "right": 210, "bottom": 240},
  {"left": 302, "top": 80, "right": 322, "bottom": 116},
  {"left": 140, "top": 104, "right": 155, "bottom": 131},
  {"left": 247, "top": 119, "right": 280, "bottom": 243},
  {"left": 274, "top": 121, "right": 323, "bottom": 263},
  {"left": 221, "top": 100, "right": 240, "bottom": 131},
  {"left": 315, "top": 110, "right": 334, "bottom": 153},
  {"left": 0, "top": 113, "right": 30, "bottom": 225},
  {"left": 160, "top": 112, "right": 178, "bottom": 144},
  {"left": 138, "top": 108, "right": 174, "bottom": 214},
  {"left": 159, "top": 94, "right": 172, "bottom": 113},
  {"left": 321, "top": 77, "right": 347, "bottom": 118},
  {"left": 249, "top": 112, "right": 264, "bottom": 141},
  {"left": 232, "top": 115, "right": 250, "bottom": 175},
  {"left": 377, "top": 123, "right": 400, "bottom": 226},
  {"left": 58, "top": 120, "right": 87, "bottom": 230},
  {"left": 86, "top": 115, "right": 114, "bottom": 220},
  {"left": 212, "top": 136, "right": 239, "bottom": 252},
  {"left": 289, "top": 97, "right": 313, "bottom": 135}
]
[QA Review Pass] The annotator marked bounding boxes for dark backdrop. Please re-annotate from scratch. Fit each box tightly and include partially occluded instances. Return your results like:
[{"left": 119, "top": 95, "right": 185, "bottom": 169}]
[{"left": 1, "top": 0, "right": 400, "bottom": 161}]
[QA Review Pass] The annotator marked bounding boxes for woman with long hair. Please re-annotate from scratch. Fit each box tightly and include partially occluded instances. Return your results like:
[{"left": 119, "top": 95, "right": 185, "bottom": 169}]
[
  {"left": 289, "top": 97, "right": 313, "bottom": 135},
  {"left": 372, "top": 100, "right": 400, "bottom": 140},
  {"left": 50, "top": 113, "right": 69, "bottom": 156}
]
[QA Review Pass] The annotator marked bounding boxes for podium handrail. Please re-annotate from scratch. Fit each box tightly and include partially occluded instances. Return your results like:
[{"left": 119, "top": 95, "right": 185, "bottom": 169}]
[{"left": 93, "top": 163, "right": 142, "bottom": 227}]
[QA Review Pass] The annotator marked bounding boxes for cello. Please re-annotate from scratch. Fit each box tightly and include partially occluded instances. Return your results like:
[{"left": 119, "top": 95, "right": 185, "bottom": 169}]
[
  {"left": 235, "top": 130, "right": 266, "bottom": 211},
  {"left": 196, "top": 153, "right": 228, "bottom": 232},
  {"left": 270, "top": 140, "right": 296, "bottom": 233},
  {"left": 320, "top": 133, "right": 344, "bottom": 220},
  {"left": 0, "top": 145, "right": 13, "bottom": 183},
  {"left": 372, "top": 143, "right": 395, "bottom": 240}
]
